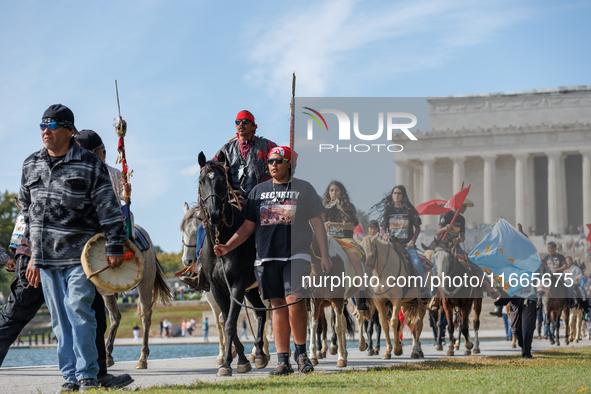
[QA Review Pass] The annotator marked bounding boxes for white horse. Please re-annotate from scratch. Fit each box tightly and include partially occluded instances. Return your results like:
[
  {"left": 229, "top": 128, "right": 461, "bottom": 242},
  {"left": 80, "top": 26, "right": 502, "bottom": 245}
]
[
  {"left": 181, "top": 202, "right": 270, "bottom": 365},
  {"left": 103, "top": 224, "right": 173, "bottom": 369}
]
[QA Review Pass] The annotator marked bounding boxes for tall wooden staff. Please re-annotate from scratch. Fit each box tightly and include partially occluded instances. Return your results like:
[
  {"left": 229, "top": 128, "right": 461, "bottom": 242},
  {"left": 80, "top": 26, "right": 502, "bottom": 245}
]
[
  {"left": 290, "top": 73, "right": 296, "bottom": 150},
  {"left": 114, "top": 80, "right": 134, "bottom": 239}
]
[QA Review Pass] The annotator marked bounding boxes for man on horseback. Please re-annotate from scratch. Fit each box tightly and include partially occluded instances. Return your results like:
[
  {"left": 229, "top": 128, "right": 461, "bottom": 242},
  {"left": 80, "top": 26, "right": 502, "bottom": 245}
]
[
  {"left": 542, "top": 242, "right": 576, "bottom": 305},
  {"left": 434, "top": 201, "right": 502, "bottom": 310},
  {"left": 186, "top": 111, "right": 278, "bottom": 292},
  {"left": 214, "top": 146, "right": 332, "bottom": 376}
]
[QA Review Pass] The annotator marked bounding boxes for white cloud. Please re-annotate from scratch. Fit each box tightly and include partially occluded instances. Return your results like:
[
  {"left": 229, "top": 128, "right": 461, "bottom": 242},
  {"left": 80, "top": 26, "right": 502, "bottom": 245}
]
[
  {"left": 181, "top": 163, "right": 201, "bottom": 176},
  {"left": 245, "top": 0, "right": 535, "bottom": 96}
]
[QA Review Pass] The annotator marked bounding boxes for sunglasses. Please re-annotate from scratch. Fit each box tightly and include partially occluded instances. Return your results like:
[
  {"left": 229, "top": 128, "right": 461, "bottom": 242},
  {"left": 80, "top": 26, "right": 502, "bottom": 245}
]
[
  {"left": 235, "top": 119, "right": 252, "bottom": 125},
  {"left": 39, "top": 122, "right": 64, "bottom": 131},
  {"left": 267, "top": 158, "right": 288, "bottom": 165}
]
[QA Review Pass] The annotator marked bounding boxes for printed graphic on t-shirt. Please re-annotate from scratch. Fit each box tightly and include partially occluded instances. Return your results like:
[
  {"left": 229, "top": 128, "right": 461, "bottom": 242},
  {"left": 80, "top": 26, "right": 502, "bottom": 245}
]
[
  {"left": 260, "top": 202, "right": 297, "bottom": 226},
  {"left": 389, "top": 214, "right": 409, "bottom": 239},
  {"left": 328, "top": 226, "right": 345, "bottom": 238},
  {"left": 545, "top": 255, "right": 564, "bottom": 271}
]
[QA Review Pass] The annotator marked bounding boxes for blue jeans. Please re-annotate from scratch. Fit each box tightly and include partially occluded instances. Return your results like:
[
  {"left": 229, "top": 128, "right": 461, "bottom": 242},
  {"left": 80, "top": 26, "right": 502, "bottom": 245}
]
[
  {"left": 40, "top": 266, "right": 98, "bottom": 383},
  {"left": 503, "top": 313, "right": 512, "bottom": 339}
]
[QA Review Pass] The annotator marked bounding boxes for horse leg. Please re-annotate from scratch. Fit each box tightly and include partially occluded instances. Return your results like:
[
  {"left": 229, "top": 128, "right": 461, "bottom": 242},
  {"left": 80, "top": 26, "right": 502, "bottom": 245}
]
[
  {"left": 555, "top": 309, "right": 561, "bottom": 346},
  {"left": 320, "top": 315, "right": 328, "bottom": 358},
  {"left": 563, "top": 307, "right": 569, "bottom": 346},
  {"left": 309, "top": 301, "right": 320, "bottom": 366},
  {"left": 204, "top": 293, "right": 226, "bottom": 365},
  {"left": 473, "top": 298, "right": 481, "bottom": 354},
  {"left": 376, "top": 300, "right": 392, "bottom": 359},
  {"left": 416, "top": 303, "right": 425, "bottom": 358},
  {"left": 334, "top": 302, "right": 347, "bottom": 367},
  {"left": 244, "top": 289, "right": 269, "bottom": 369},
  {"left": 462, "top": 306, "right": 474, "bottom": 355},
  {"left": 102, "top": 294, "right": 120, "bottom": 367},
  {"left": 391, "top": 300, "right": 403, "bottom": 357},
  {"left": 136, "top": 275, "right": 156, "bottom": 370},
  {"left": 329, "top": 307, "right": 338, "bottom": 355},
  {"left": 435, "top": 308, "right": 444, "bottom": 351},
  {"left": 228, "top": 290, "right": 250, "bottom": 374},
  {"left": 374, "top": 313, "right": 382, "bottom": 356},
  {"left": 356, "top": 307, "right": 368, "bottom": 352},
  {"left": 365, "top": 320, "right": 374, "bottom": 355},
  {"left": 443, "top": 301, "right": 455, "bottom": 356}
]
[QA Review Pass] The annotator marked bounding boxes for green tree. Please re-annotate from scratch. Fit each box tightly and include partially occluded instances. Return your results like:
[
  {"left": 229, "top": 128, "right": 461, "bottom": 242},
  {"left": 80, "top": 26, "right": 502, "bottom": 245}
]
[
  {"left": 156, "top": 250, "right": 184, "bottom": 277},
  {"left": 0, "top": 190, "right": 18, "bottom": 297}
]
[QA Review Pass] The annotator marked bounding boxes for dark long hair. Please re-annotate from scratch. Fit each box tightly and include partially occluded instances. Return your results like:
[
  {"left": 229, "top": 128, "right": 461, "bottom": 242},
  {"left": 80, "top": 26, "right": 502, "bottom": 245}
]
[
  {"left": 371, "top": 185, "right": 421, "bottom": 226},
  {"left": 322, "top": 181, "right": 355, "bottom": 222}
]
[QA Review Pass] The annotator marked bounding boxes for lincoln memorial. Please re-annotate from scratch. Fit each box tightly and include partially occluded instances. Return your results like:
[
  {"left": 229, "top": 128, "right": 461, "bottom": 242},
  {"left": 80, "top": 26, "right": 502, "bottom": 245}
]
[{"left": 395, "top": 86, "right": 591, "bottom": 236}]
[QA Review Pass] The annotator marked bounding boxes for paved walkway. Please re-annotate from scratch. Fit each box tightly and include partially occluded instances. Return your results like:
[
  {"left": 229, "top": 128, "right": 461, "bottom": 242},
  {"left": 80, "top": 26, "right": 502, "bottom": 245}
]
[{"left": 2, "top": 334, "right": 590, "bottom": 394}]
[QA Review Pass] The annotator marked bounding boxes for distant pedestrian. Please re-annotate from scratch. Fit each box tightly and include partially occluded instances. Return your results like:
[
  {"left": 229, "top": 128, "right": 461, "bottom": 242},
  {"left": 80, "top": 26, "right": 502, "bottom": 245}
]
[
  {"left": 203, "top": 317, "right": 209, "bottom": 342},
  {"left": 239, "top": 317, "right": 248, "bottom": 340},
  {"left": 132, "top": 323, "right": 140, "bottom": 343}
]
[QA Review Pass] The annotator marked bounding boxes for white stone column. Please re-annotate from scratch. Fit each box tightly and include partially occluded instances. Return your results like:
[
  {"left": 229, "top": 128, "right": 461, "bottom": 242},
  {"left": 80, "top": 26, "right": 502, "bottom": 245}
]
[
  {"left": 407, "top": 164, "right": 415, "bottom": 203},
  {"left": 395, "top": 160, "right": 407, "bottom": 188},
  {"left": 452, "top": 156, "right": 466, "bottom": 194},
  {"left": 581, "top": 150, "right": 591, "bottom": 237},
  {"left": 513, "top": 153, "right": 529, "bottom": 229},
  {"left": 483, "top": 155, "right": 497, "bottom": 224},
  {"left": 422, "top": 158, "right": 435, "bottom": 229},
  {"left": 527, "top": 156, "right": 536, "bottom": 233},
  {"left": 546, "top": 152, "right": 561, "bottom": 235}
]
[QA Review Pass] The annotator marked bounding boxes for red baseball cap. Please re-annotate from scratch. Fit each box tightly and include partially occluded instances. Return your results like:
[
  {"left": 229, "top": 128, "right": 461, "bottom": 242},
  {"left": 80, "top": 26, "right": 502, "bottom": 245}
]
[{"left": 268, "top": 146, "right": 297, "bottom": 163}]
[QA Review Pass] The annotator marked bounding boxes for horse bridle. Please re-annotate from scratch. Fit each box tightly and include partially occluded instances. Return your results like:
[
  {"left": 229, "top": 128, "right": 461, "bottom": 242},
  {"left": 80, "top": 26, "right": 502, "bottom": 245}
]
[{"left": 198, "top": 163, "right": 237, "bottom": 232}]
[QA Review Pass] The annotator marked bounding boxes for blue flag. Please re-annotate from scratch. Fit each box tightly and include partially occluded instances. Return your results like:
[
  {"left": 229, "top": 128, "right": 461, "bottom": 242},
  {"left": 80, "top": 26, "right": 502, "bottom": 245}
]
[{"left": 469, "top": 219, "right": 541, "bottom": 296}]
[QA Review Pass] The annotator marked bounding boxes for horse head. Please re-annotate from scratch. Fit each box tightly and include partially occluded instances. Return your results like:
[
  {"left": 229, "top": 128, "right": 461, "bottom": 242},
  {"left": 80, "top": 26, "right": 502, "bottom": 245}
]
[
  {"left": 198, "top": 151, "right": 230, "bottom": 229},
  {"left": 181, "top": 202, "right": 201, "bottom": 267}
]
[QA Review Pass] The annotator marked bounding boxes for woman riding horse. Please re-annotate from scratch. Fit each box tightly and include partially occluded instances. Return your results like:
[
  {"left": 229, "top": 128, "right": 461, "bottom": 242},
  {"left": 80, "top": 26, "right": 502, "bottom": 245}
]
[{"left": 322, "top": 181, "right": 367, "bottom": 310}]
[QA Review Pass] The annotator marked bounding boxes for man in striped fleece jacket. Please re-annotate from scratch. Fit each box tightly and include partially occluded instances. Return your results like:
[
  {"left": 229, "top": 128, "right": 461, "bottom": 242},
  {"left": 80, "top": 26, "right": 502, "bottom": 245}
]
[{"left": 19, "top": 104, "right": 127, "bottom": 393}]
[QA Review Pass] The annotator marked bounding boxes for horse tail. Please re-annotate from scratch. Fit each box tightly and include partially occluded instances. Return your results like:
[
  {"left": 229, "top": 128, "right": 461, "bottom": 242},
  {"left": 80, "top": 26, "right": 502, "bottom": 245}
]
[
  {"left": 402, "top": 299, "right": 421, "bottom": 332},
  {"left": 140, "top": 255, "right": 173, "bottom": 317},
  {"left": 343, "top": 304, "right": 355, "bottom": 337}
]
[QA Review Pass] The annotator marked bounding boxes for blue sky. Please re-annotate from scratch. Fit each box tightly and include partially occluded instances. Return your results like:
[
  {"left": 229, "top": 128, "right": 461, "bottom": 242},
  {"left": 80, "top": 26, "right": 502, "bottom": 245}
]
[{"left": 0, "top": 0, "right": 589, "bottom": 253}]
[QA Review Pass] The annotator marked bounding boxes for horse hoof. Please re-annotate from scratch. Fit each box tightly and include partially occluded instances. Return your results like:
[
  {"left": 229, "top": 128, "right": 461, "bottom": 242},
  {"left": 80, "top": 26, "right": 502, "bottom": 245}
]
[
  {"left": 367, "top": 350, "right": 374, "bottom": 356},
  {"left": 454, "top": 344, "right": 460, "bottom": 351},
  {"left": 465, "top": 342, "right": 474, "bottom": 350},
  {"left": 106, "top": 357, "right": 115, "bottom": 367},
  {"left": 418, "top": 350, "right": 424, "bottom": 358},
  {"left": 136, "top": 360, "right": 147, "bottom": 369},
  {"left": 237, "top": 362, "right": 252, "bottom": 373},
  {"left": 215, "top": 356, "right": 224, "bottom": 366},
  {"left": 249, "top": 354, "right": 255, "bottom": 363},
  {"left": 217, "top": 367, "right": 232, "bottom": 377},
  {"left": 550, "top": 340, "right": 555, "bottom": 345},
  {"left": 320, "top": 351, "right": 327, "bottom": 359},
  {"left": 394, "top": 348, "right": 403, "bottom": 357},
  {"left": 446, "top": 351, "right": 455, "bottom": 357},
  {"left": 436, "top": 344, "right": 443, "bottom": 351},
  {"left": 255, "top": 355, "right": 269, "bottom": 369},
  {"left": 359, "top": 343, "right": 368, "bottom": 352},
  {"left": 464, "top": 350, "right": 471, "bottom": 356},
  {"left": 511, "top": 344, "right": 516, "bottom": 349},
  {"left": 311, "top": 358, "right": 318, "bottom": 366},
  {"left": 336, "top": 359, "right": 347, "bottom": 368},
  {"left": 329, "top": 345, "right": 338, "bottom": 355},
  {"left": 382, "top": 353, "right": 391, "bottom": 360},
  {"left": 473, "top": 349, "right": 480, "bottom": 355},
  {"left": 410, "top": 352, "right": 419, "bottom": 359}
]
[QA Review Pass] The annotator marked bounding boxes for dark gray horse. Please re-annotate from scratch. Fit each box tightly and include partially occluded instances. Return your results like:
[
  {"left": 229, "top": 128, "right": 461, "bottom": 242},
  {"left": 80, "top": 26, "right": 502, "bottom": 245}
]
[{"left": 197, "top": 151, "right": 268, "bottom": 376}]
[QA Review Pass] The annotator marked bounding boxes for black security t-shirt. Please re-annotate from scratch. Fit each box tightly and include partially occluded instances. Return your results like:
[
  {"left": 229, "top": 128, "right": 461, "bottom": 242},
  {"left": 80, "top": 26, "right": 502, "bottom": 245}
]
[
  {"left": 437, "top": 210, "right": 465, "bottom": 246},
  {"left": 242, "top": 178, "right": 325, "bottom": 264}
]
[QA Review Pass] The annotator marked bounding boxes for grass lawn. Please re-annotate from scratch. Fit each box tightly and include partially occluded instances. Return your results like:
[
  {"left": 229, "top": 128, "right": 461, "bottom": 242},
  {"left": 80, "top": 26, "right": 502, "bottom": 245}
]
[
  {"left": 106, "top": 303, "right": 211, "bottom": 338},
  {"left": 106, "top": 346, "right": 590, "bottom": 393}
]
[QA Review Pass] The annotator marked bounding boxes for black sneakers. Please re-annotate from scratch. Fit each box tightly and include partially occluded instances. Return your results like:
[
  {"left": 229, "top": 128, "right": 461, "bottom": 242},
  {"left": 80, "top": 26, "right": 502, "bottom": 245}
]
[
  {"left": 269, "top": 362, "right": 294, "bottom": 376},
  {"left": 78, "top": 378, "right": 98, "bottom": 392},
  {"left": 58, "top": 382, "right": 79, "bottom": 393},
  {"left": 97, "top": 373, "right": 134, "bottom": 389},
  {"left": 295, "top": 353, "right": 314, "bottom": 374}
]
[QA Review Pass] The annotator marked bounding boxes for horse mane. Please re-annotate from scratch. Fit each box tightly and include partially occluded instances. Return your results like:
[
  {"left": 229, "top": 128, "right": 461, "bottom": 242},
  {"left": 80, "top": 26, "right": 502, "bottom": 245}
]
[{"left": 180, "top": 204, "right": 201, "bottom": 231}]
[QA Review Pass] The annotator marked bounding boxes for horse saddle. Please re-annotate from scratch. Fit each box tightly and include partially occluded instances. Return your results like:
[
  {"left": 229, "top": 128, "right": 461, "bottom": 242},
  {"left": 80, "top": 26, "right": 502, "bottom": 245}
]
[{"left": 134, "top": 225, "right": 151, "bottom": 252}]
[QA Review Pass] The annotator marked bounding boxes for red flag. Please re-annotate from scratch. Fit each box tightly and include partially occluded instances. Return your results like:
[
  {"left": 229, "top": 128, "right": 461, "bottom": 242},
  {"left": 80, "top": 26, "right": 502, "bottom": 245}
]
[
  {"left": 586, "top": 224, "right": 591, "bottom": 243},
  {"left": 353, "top": 224, "right": 365, "bottom": 244},
  {"left": 416, "top": 199, "right": 450, "bottom": 216},
  {"left": 444, "top": 184, "right": 471, "bottom": 210}
]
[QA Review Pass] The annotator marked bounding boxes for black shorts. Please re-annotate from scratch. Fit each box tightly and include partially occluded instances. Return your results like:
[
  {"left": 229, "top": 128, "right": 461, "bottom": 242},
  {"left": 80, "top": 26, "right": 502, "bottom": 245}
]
[{"left": 254, "top": 259, "right": 312, "bottom": 300}]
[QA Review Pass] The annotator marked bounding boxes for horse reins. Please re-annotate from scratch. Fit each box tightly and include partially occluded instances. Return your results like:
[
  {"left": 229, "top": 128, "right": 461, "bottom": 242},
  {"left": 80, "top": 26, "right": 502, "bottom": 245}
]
[{"left": 199, "top": 162, "right": 312, "bottom": 312}]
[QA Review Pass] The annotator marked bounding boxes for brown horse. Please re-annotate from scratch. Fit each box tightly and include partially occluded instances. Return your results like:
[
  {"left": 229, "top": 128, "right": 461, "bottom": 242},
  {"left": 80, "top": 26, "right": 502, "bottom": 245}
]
[
  {"left": 542, "top": 273, "right": 571, "bottom": 346},
  {"left": 431, "top": 248, "right": 483, "bottom": 356},
  {"left": 309, "top": 235, "right": 360, "bottom": 367},
  {"left": 359, "top": 234, "right": 428, "bottom": 360}
]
